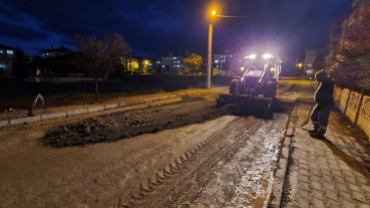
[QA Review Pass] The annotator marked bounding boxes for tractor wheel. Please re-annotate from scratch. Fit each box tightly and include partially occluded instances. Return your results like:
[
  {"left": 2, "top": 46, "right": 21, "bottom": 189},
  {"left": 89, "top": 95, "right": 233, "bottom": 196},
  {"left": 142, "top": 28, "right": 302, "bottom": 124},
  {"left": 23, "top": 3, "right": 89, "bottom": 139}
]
[{"left": 229, "top": 80, "right": 239, "bottom": 94}]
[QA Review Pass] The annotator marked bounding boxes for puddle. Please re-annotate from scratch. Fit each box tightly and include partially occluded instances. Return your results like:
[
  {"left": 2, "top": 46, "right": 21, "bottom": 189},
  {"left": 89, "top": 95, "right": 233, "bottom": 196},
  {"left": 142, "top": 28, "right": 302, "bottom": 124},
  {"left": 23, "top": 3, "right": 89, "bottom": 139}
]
[{"left": 245, "top": 171, "right": 272, "bottom": 208}]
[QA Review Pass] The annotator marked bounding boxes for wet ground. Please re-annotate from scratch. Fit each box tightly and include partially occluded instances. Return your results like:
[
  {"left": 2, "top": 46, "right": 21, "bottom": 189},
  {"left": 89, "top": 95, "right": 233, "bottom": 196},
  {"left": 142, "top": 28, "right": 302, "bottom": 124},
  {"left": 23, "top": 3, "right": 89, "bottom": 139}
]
[{"left": 0, "top": 80, "right": 313, "bottom": 208}]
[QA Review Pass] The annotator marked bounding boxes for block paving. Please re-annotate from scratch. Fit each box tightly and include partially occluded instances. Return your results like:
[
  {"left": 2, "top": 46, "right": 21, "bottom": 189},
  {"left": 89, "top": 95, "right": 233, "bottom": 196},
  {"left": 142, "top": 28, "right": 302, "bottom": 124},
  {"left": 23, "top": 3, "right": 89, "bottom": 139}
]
[{"left": 283, "top": 106, "right": 370, "bottom": 207}]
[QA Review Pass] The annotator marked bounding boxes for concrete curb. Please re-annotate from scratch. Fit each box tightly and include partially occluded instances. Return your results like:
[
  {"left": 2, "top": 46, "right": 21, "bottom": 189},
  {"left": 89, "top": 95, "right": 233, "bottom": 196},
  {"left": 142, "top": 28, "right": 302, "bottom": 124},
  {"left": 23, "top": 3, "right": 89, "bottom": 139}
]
[
  {"left": 10, "top": 115, "right": 41, "bottom": 125},
  {"left": 87, "top": 106, "right": 105, "bottom": 113},
  {"left": 105, "top": 104, "right": 118, "bottom": 110},
  {"left": 41, "top": 112, "right": 67, "bottom": 120},
  {"left": 268, "top": 128, "right": 295, "bottom": 207},
  {"left": 67, "top": 109, "right": 88, "bottom": 117},
  {"left": 0, "top": 120, "right": 10, "bottom": 127},
  {"left": 0, "top": 88, "right": 224, "bottom": 128},
  {"left": 268, "top": 134, "right": 293, "bottom": 208}
]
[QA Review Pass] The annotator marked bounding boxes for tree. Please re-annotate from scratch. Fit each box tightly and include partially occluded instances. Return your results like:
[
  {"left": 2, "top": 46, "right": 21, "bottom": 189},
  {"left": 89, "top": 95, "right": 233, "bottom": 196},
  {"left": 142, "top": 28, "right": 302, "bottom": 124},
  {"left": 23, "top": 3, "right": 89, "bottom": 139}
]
[
  {"left": 312, "top": 54, "right": 326, "bottom": 74},
  {"left": 183, "top": 53, "right": 203, "bottom": 73},
  {"left": 12, "top": 47, "right": 29, "bottom": 78},
  {"left": 335, "top": 5, "right": 370, "bottom": 90},
  {"left": 72, "top": 33, "right": 131, "bottom": 102}
]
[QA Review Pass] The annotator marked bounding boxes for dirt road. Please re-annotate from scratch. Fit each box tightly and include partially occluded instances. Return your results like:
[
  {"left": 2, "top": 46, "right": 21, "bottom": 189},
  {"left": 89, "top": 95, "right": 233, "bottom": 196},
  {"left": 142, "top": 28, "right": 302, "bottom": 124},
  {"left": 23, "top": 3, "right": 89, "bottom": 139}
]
[{"left": 0, "top": 81, "right": 313, "bottom": 208}]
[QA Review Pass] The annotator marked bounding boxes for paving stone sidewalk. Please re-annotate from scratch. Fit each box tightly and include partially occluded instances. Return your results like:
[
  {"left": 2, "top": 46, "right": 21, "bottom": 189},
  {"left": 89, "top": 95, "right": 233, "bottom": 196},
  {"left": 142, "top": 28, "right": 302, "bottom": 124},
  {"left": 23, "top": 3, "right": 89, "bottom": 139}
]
[{"left": 280, "top": 102, "right": 370, "bottom": 208}]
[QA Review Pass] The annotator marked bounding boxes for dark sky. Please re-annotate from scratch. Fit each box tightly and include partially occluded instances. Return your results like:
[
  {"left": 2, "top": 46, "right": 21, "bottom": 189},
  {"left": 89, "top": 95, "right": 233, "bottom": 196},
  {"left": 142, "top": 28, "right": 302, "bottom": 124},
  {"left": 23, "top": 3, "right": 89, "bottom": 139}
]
[{"left": 0, "top": 0, "right": 353, "bottom": 58}]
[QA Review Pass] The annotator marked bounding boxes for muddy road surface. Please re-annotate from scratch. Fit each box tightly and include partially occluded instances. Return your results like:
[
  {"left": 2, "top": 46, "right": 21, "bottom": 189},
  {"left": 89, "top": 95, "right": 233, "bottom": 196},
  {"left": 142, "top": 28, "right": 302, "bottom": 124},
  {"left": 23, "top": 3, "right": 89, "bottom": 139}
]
[{"left": 0, "top": 82, "right": 313, "bottom": 208}]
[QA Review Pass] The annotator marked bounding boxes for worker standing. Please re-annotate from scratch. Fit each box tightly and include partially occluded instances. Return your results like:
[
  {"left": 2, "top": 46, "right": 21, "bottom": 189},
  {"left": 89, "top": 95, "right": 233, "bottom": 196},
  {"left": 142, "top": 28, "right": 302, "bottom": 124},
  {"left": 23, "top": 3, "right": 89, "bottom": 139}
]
[{"left": 309, "top": 70, "right": 335, "bottom": 139}]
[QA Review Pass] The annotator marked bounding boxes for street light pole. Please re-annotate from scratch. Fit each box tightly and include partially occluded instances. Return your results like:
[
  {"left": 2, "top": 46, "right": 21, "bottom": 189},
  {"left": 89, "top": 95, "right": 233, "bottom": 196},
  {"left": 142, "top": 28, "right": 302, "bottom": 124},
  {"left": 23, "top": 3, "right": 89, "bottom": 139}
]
[{"left": 207, "top": 23, "right": 213, "bottom": 88}]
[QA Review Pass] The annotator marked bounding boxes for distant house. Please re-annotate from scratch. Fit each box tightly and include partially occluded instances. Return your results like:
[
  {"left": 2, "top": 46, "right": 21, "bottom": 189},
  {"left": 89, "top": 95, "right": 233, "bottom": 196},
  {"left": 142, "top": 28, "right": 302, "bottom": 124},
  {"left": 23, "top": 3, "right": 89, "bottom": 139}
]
[
  {"left": 41, "top": 46, "right": 71, "bottom": 59},
  {"left": 126, "top": 57, "right": 160, "bottom": 74},
  {"left": 0, "top": 44, "right": 16, "bottom": 73},
  {"left": 40, "top": 46, "right": 81, "bottom": 77}
]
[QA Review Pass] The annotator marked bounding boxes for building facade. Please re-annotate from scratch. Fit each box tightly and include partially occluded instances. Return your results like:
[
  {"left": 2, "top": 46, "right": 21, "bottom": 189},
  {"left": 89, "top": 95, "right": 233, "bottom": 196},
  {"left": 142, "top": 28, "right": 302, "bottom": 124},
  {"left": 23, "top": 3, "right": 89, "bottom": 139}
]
[
  {"left": 161, "top": 53, "right": 191, "bottom": 74},
  {"left": 212, "top": 53, "right": 233, "bottom": 74},
  {"left": 325, "top": 0, "right": 370, "bottom": 70},
  {"left": 0, "top": 44, "right": 16, "bottom": 73},
  {"left": 126, "top": 57, "right": 160, "bottom": 74},
  {"left": 303, "top": 47, "right": 326, "bottom": 76}
]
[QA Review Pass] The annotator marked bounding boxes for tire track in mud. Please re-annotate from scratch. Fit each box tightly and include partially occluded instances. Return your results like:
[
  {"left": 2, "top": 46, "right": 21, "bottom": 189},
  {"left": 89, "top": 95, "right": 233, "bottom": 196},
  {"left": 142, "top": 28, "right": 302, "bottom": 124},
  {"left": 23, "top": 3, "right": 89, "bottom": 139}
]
[{"left": 116, "top": 116, "right": 263, "bottom": 208}]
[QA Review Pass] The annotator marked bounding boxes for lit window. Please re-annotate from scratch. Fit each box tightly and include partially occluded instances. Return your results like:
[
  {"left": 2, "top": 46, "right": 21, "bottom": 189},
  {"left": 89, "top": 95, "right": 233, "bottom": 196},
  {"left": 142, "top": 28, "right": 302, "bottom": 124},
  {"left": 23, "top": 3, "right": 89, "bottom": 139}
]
[
  {"left": 166, "top": 58, "right": 169, "bottom": 60},
  {"left": 181, "top": 65, "right": 183, "bottom": 67},
  {"left": 177, "top": 61, "right": 180, "bottom": 63},
  {"left": 149, "top": 63, "right": 152, "bottom": 66},
  {"left": 156, "top": 61, "right": 161, "bottom": 64},
  {"left": 239, "top": 59, "right": 241, "bottom": 62},
  {"left": 46, "top": 53, "right": 49, "bottom": 56},
  {"left": 177, "top": 65, "right": 180, "bottom": 67},
  {"left": 230, "top": 55, "right": 232, "bottom": 58},
  {"left": 0, "top": 50, "right": 3, "bottom": 54},
  {"left": 173, "top": 57, "right": 177, "bottom": 60},
  {"left": 307, "top": 64, "right": 312, "bottom": 67},
  {"left": 215, "top": 60, "right": 219, "bottom": 64},
  {"left": 216, "top": 65, "right": 219, "bottom": 68},
  {"left": 162, "top": 65, "right": 165, "bottom": 68},
  {"left": 306, "top": 70, "right": 312, "bottom": 74},
  {"left": 0, "top": 64, "right": 5, "bottom": 68},
  {"left": 7, "top": 50, "right": 13, "bottom": 55}
]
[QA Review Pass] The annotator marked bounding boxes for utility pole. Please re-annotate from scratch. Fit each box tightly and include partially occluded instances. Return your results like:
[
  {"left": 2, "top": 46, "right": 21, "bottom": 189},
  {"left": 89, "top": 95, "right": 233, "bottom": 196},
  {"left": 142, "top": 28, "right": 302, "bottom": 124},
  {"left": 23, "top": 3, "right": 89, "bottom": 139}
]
[{"left": 207, "top": 23, "right": 213, "bottom": 88}]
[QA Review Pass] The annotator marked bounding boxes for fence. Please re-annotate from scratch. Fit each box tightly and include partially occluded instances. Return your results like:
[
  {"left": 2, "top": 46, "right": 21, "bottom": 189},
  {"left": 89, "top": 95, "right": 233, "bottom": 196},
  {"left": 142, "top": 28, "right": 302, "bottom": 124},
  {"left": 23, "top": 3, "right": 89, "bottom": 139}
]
[{"left": 334, "top": 87, "right": 370, "bottom": 139}]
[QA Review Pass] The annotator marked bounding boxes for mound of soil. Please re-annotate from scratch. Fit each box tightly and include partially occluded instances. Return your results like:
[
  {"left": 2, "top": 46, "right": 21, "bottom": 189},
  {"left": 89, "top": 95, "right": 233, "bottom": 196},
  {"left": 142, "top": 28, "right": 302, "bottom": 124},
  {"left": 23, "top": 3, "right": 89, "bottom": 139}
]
[{"left": 42, "top": 99, "right": 232, "bottom": 148}]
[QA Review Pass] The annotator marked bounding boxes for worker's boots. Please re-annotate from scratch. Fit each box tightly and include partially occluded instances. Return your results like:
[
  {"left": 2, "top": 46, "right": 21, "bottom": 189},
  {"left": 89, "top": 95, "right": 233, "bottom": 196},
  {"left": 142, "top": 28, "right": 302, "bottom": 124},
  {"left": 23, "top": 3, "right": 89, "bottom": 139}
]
[{"left": 310, "top": 129, "right": 326, "bottom": 139}]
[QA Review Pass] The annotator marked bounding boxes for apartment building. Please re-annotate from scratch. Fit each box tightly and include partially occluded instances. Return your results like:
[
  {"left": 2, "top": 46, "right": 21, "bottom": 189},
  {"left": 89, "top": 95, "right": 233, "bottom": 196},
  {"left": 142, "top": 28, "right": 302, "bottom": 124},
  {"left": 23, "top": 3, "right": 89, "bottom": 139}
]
[
  {"left": 126, "top": 57, "right": 160, "bottom": 74},
  {"left": 212, "top": 53, "right": 233, "bottom": 74},
  {"left": 0, "top": 44, "right": 16, "bottom": 73},
  {"left": 325, "top": 0, "right": 370, "bottom": 69},
  {"left": 160, "top": 52, "right": 190, "bottom": 74},
  {"left": 303, "top": 47, "right": 326, "bottom": 76}
]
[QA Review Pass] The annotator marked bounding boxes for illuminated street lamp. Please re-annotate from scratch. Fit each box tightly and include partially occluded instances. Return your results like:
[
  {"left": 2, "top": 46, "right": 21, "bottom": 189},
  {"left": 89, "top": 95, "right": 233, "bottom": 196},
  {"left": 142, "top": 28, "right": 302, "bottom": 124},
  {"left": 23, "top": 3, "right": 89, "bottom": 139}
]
[
  {"left": 206, "top": 5, "right": 244, "bottom": 88},
  {"left": 206, "top": 9, "right": 217, "bottom": 88}
]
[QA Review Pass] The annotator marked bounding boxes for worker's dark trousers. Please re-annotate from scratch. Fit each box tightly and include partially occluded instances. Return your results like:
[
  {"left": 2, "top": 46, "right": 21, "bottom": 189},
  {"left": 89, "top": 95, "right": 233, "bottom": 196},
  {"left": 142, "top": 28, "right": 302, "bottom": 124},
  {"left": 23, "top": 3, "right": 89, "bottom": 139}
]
[{"left": 311, "top": 102, "right": 333, "bottom": 134}]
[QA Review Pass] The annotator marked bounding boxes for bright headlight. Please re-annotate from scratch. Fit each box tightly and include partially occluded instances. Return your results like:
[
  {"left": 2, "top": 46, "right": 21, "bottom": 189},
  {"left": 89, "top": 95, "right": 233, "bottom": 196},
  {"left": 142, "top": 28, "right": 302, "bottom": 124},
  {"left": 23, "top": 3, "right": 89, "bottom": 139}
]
[
  {"left": 270, "top": 67, "right": 275, "bottom": 72},
  {"left": 263, "top": 53, "right": 273, "bottom": 59}
]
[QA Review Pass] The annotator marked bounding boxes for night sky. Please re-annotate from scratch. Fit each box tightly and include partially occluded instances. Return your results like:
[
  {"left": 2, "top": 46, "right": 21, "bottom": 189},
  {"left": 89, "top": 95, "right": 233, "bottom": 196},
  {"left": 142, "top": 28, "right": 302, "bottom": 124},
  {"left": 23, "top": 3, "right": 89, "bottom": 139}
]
[{"left": 0, "top": 0, "right": 353, "bottom": 58}]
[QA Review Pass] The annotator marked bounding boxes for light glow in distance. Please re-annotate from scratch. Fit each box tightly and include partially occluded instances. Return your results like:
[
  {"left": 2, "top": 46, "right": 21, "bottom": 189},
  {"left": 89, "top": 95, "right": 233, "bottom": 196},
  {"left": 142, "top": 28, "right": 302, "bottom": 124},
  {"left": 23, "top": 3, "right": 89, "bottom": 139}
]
[
  {"left": 212, "top": 10, "right": 216, "bottom": 15},
  {"left": 245, "top": 54, "right": 256, "bottom": 59},
  {"left": 263, "top": 54, "right": 273, "bottom": 59}
]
